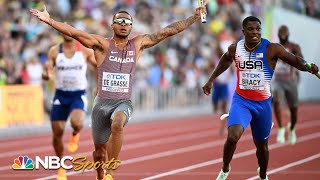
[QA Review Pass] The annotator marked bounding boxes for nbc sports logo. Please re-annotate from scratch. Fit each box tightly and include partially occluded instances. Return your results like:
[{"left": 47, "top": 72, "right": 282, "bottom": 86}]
[
  {"left": 12, "top": 155, "right": 73, "bottom": 170},
  {"left": 12, "top": 156, "right": 34, "bottom": 170},
  {"left": 11, "top": 155, "right": 120, "bottom": 172}
]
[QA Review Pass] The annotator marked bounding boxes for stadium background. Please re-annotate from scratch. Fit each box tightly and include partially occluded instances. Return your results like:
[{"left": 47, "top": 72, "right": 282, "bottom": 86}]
[
  {"left": 1, "top": 0, "right": 319, "bottom": 130},
  {"left": 0, "top": 0, "right": 320, "bottom": 179}
]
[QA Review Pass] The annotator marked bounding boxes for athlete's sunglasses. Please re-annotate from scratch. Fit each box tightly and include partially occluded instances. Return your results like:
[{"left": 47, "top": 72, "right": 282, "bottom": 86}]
[{"left": 113, "top": 18, "right": 133, "bottom": 25}]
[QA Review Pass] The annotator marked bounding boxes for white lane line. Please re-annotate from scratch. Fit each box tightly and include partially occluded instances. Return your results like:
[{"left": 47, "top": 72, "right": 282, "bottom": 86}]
[
  {"left": 0, "top": 123, "right": 214, "bottom": 158},
  {"left": 0, "top": 119, "right": 216, "bottom": 148},
  {"left": 0, "top": 129, "right": 216, "bottom": 171},
  {"left": 246, "top": 153, "right": 320, "bottom": 180},
  {"left": 140, "top": 132, "right": 320, "bottom": 180},
  {"left": 35, "top": 129, "right": 320, "bottom": 180}
]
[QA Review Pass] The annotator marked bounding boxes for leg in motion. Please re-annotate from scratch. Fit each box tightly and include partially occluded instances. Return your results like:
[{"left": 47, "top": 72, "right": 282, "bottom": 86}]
[
  {"left": 251, "top": 96, "right": 272, "bottom": 180},
  {"left": 288, "top": 106, "right": 297, "bottom": 144},
  {"left": 285, "top": 84, "right": 299, "bottom": 145},
  {"left": 273, "top": 90, "right": 285, "bottom": 143},
  {"left": 51, "top": 121, "right": 67, "bottom": 180},
  {"left": 216, "top": 93, "right": 252, "bottom": 180},
  {"left": 216, "top": 124, "right": 244, "bottom": 180},
  {"left": 106, "top": 112, "right": 127, "bottom": 176},
  {"left": 222, "top": 125, "right": 244, "bottom": 172},
  {"left": 93, "top": 144, "right": 107, "bottom": 180},
  {"left": 68, "top": 109, "right": 85, "bottom": 153},
  {"left": 254, "top": 140, "right": 269, "bottom": 179}
]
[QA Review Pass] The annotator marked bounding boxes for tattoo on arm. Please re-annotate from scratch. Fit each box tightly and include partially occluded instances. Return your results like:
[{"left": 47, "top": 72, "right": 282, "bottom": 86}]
[
  {"left": 165, "top": 15, "right": 197, "bottom": 35},
  {"left": 141, "top": 15, "right": 197, "bottom": 49}
]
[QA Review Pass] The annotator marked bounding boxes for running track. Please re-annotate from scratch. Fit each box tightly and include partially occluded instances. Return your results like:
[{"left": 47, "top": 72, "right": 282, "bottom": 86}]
[{"left": 0, "top": 103, "right": 319, "bottom": 180}]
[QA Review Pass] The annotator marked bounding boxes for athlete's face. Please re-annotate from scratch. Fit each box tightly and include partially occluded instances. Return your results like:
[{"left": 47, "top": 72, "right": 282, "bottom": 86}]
[
  {"left": 111, "top": 13, "right": 133, "bottom": 38},
  {"left": 278, "top": 26, "right": 289, "bottom": 43},
  {"left": 243, "top": 21, "right": 261, "bottom": 44}
]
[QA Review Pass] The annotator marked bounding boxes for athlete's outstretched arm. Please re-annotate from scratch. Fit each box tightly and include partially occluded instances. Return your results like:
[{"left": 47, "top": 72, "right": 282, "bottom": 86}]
[
  {"left": 30, "top": 5, "right": 105, "bottom": 51},
  {"left": 270, "top": 43, "right": 318, "bottom": 73},
  {"left": 202, "top": 44, "right": 235, "bottom": 95},
  {"left": 135, "top": 1, "right": 208, "bottom": 50}
]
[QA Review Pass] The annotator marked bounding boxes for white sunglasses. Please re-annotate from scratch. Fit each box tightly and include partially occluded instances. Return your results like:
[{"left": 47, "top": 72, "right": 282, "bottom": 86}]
[{"left": 113, "top": 18, "right": 133, "bottom": 25}]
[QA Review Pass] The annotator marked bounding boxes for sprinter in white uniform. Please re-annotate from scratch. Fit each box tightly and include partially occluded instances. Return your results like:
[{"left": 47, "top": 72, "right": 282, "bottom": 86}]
[{"left": 42, "top": 34, "right": 95, "bottom": 180}]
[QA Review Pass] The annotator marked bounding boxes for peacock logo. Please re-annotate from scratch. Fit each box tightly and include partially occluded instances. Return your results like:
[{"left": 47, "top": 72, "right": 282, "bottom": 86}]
[{"left": 12, "top": 156, "right": 34, "bottom": 170}]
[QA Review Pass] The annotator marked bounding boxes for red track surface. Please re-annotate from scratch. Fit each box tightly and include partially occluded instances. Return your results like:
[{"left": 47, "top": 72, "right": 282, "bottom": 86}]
[{"left": 0, "top": 103, "right": 319, "bottom": 180}]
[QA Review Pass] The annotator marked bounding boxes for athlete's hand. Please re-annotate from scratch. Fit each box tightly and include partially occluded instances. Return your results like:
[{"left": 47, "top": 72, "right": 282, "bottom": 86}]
[
  {"left": 194, "top": 0, "right": 208, "bottom": 21},
  {"left": 202, "top": 81, "right": 213, "bottom": 96},
  {"left": 42, "top": 64, "right": 52, "bottom": 81},
  {"left": 30, "top": 4, "right": 51, "bottom": 25},
  {"left": 308, "top": 63, "right": 319, "bottom": 75},
  {"left": 42, "top": 72, "right": 50, "bottom": 81}
]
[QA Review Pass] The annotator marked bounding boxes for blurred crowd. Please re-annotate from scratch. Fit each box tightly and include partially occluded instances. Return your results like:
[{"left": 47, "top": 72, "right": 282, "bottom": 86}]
[
  {"left": 0, "top": 0, "right": 318, "bottom": 90},
  {"left": 271, "top": 0, "right": 320, "bottom": 19}
]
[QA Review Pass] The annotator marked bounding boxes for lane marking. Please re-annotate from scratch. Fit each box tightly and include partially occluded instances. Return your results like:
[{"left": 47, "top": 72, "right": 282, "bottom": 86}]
[
  {"left": 246, "top": 153, "right": 320, "bottom": 180},
  {"left": 0, "top": 130, "right": 216, "bottom": 171},
  {"left": 0, "top": 123, "right": 215, "bottom": 158},
  {"left": 140, "top": 132, "right": 320, "bottom": 180},
  {"left": 35, "top": 128, "right": 320, "bottom": 179}
]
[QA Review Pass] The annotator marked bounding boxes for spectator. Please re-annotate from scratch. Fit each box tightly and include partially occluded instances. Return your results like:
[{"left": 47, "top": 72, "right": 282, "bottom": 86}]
[
  {"left": 25, "top": 56, "right": 43, "bottom": 86},
  {"left": 0, "top": 0, "right": 271, "bottom": 109}
]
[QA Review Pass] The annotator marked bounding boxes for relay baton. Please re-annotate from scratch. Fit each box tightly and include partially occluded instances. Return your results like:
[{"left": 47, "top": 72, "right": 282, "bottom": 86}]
[
  {"left": 305, "top": 63, "right": 320, "bottom": 79},
  {"left": 197, "top": 0, "right": 207, "bottom": 23}
]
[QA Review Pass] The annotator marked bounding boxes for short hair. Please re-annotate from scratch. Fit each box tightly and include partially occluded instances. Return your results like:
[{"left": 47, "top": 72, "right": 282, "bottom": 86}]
[
  {"left": 279, "top": 25, "right": 288, "bottom": 31},
  {"left": 242, "top": 16, "right": 261, "bottom": 28},
  {"left": 112, "top": 11, "right": 132, "bottom": 21}
]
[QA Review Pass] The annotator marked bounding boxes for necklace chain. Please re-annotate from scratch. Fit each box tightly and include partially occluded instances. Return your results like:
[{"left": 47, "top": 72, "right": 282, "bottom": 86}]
[
  {"left": 244, "top": 40, "right": 261, "bottom": 51},
  {"left": 116, "top": 41, "right": 128, "bottom": 45},
  {"left": 113, "top": 39, "right": 128, "bottom": 48}
]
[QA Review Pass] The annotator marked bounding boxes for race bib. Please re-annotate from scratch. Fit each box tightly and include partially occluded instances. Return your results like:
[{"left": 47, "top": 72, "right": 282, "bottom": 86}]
[
  {"left": 239, "top": 71, "right": 266, "bottom": 90},
  {"left": 102, "top": 72, "right": 130, "bottom": 93}
]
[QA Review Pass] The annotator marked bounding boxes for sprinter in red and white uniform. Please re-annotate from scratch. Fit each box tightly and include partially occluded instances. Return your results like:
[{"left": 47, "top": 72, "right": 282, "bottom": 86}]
[
  {"left": 31, "top": 2, "right": 209, "bottom": 180},
  {"left": 202, "top": 16, "right": 319, "bottom": 180}
]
